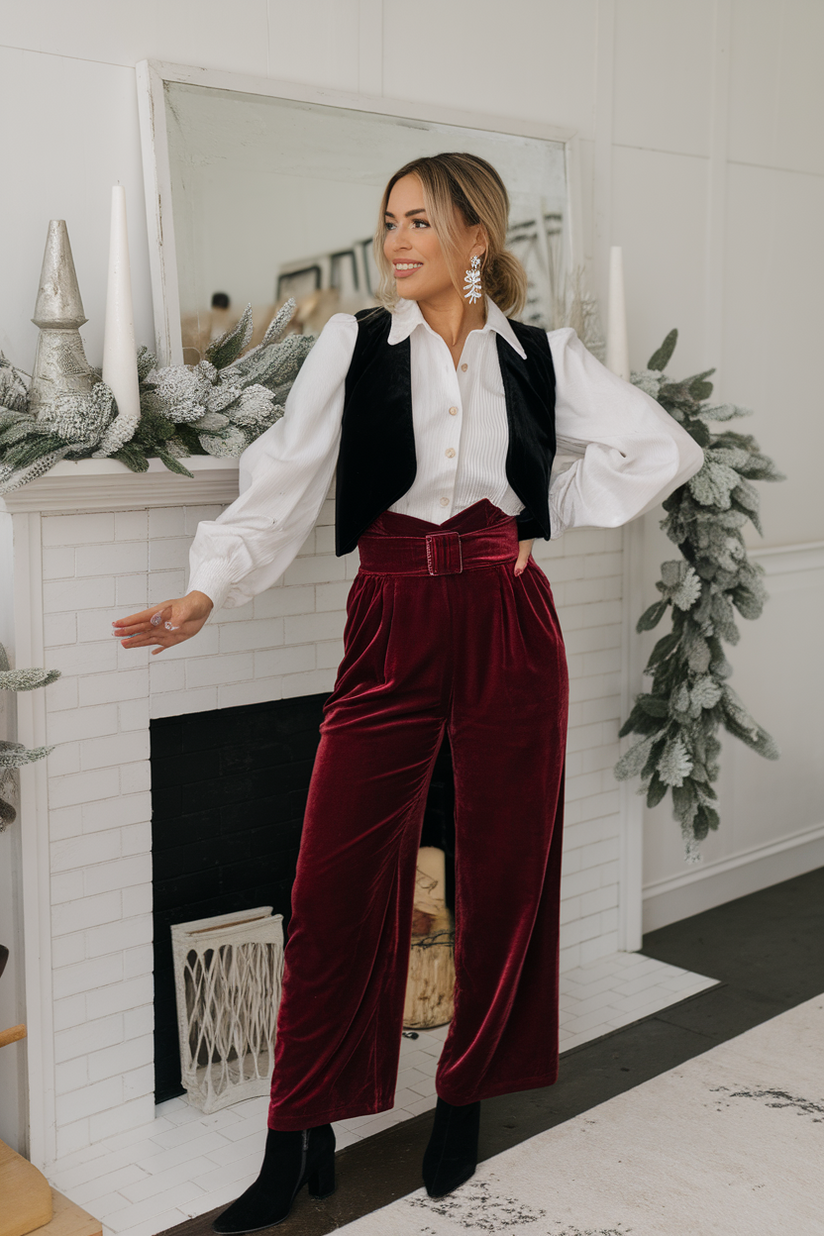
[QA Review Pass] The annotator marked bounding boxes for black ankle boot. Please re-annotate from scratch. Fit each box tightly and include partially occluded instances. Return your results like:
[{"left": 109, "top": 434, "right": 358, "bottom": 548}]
[
  {"left": 422, "top": 1097, "right": 480, "bottom": 1198},
  {"left": 212, "top": 1124, "right": 336, "bottom": 1234}
]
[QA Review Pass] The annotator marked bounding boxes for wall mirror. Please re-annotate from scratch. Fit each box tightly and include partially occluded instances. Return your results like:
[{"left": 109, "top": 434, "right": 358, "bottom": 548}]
[{"left": 138, "top": 62, "right": 580, "bottom": 366}]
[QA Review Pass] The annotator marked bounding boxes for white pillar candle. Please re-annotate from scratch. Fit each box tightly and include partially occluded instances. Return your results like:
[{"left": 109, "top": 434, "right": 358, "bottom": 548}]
[
  {"left": 102, "top": 185, "right": 140, "bottom": 426},
  {"left": 606, "top": 245, "right": 631, "bottom": 381}
]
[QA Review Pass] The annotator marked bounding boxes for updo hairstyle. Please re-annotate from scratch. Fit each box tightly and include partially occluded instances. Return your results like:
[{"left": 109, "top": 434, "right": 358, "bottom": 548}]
[{"left": 374, "top": 152, "right": 528, "bottom": 318}]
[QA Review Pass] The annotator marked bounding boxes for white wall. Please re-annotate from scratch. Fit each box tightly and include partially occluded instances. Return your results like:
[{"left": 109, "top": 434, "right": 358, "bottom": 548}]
[
  {"left": 618, "top": 1, "right": 824, "bottom": 921},
  {"left": 641, "top": 539, "right": 824, "bottom": 929},
  {"left": 1, "top": 0, "right": 822, "bottom": 1148}
]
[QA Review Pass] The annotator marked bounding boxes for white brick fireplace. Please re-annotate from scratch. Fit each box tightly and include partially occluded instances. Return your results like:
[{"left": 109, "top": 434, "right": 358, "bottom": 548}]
[{"left": 1, "top": 457, "right": 632, "bottom": 1171}]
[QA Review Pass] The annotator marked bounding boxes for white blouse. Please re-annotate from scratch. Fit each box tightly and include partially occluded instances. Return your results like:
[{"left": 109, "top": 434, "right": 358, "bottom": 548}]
[{"left": 188, "top": 297, "right": 704, "bottom": 611}]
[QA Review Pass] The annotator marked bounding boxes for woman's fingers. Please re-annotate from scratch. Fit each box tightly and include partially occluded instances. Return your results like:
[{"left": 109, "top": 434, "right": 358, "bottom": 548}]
[
  {"left": 113, "top": 592, "right": 213, "bottom": 654},
  {"left": 116, "top": 620, "right": 193, "bottom": 655},
  {"left": 514, "top": 538, "right": 535, "bottom": 577},
  {"left": 113, "top": 605, "right": 172, "bottom": 642},
  {"left": 121, "top": 626, "right": 195, "bottom": 655},
  {"left": 113, "top": 603, "right": 169, "bottom": 630}
]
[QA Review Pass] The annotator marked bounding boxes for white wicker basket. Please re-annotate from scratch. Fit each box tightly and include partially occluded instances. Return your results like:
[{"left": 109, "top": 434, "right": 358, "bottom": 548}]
[{"left": 171, "top": 906, "right": 284, "bottom": 1113}]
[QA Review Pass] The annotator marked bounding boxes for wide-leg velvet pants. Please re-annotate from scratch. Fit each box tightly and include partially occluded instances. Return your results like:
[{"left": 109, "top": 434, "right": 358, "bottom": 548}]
[{"left": 267, "top": 500, "right": 569, "bottom": 1130}]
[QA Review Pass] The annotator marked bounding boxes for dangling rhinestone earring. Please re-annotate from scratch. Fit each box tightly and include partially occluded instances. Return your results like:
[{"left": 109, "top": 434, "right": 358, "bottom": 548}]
[{"left": 463, "top": 254, "right": 482, "bottom": 304}]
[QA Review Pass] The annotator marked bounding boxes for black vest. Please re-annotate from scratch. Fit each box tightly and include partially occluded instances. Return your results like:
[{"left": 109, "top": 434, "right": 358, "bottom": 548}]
[{"left": 335, "top": 308, "right": 556, "bottom": 555}]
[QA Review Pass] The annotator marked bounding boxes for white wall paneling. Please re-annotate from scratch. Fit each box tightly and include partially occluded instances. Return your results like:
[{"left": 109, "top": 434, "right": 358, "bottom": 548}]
[
  {"left": 592, "top": 0, "right": 616, "bottom": 312},
  {"left": 722, "top": 161, "right": 824, "bottom": 548},
  {"left": 381, "top": 0, "right": 599, "bottom": 133},
  {"left": 643, "top": 822, "right": 824, "bottom": 935},
  {"left": 357, "top": 0, "right": 384, "bottom": 97},
  {"left": 0, "top": 47, "right": 154, "bottom": 379},
  {"left": 727, "top": 0, "right": 824, "bottom": 177},
  {"left": 612, "top": 0, "right": 716, "bottom": 158},
  {"left": 266, "top": 1, "right": 361, "bottom": 93},
  {"left": 643, "top": 541, "right": 824, "bottom": 931},
  {"left": 611, "top": 147, "right": 711, "bottom": 377},
  {"left": 703, "top": 0, "right": 732, "bottom": 367},
  {"left": 0, "top": 0, "right": 273, "bottom": 80}
]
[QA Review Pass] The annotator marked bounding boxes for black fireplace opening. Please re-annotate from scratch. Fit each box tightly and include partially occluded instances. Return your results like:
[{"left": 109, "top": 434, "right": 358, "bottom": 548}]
[{"left": 150, "top": 693, "right": 456, "bottom": 1103}]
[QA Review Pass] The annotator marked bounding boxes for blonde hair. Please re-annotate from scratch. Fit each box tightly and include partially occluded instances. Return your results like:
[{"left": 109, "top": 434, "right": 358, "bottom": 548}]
[{"left": 373, "top": 152, "right": 527, "bottom": 318}]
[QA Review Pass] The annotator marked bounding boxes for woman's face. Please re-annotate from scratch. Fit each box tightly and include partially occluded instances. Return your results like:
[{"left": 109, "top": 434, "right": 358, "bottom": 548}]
[{"left": 383, "top": 173, "right": 480, "bottom": 306}]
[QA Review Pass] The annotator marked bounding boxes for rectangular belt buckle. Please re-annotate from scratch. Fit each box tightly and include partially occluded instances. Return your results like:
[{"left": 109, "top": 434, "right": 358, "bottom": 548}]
[{"left": 425, "top": 531, "right": 463, "bottom": 576}]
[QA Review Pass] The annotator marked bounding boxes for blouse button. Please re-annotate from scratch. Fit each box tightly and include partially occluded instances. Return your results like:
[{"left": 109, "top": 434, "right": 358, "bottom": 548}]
[
  {"left": 445, "top": 448, "right": 456, "bottom": 459},
  {"left": 448, "top": 406, "right": 458, "bottom": 416},
  {"left": 460, "top": 363, "right": 468, "bottom": 372},
  {"left": 439, "top": 497, "right": 449, "bottom": 507}
]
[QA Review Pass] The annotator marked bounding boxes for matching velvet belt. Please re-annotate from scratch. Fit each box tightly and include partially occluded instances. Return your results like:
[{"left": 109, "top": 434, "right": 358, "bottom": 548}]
[{"left": 357, "top": 517, "right": 519, "bottom": 577}]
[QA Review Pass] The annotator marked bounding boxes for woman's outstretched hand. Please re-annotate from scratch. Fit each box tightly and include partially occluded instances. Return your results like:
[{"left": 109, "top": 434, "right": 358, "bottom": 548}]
[
  {"left": 514, "top": 539, "right": 534, "bottom": 577},
  {"left": 112, "top": 591, "right": 214, "bottom": 655}
]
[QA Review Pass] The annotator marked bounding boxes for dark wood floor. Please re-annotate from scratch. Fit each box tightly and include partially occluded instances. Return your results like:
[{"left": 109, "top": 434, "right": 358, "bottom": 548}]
[{"left": 159, "top": 865, "right": 824, "bottom": 1236}]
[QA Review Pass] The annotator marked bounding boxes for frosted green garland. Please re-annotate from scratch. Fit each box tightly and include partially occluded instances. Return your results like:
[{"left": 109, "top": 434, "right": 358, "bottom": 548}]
[
  {"left": 0, "top": 643, "right": 60, "bottom": 830},
  {"left": 0, "top": 300, "right": 314, "bottom": 494},
  {"left": 615, "top": 330, "right": 783, "bottom": 857}
]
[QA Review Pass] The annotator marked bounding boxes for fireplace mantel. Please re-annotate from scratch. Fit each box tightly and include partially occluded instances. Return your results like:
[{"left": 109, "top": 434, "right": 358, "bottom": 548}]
[{"left": 0, "top": 456, "right": 240, "bottom": 515}]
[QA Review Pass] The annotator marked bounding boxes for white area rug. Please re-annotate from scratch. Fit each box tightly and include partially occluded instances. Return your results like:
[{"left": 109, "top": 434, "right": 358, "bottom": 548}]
[{"left": 335, "top": 995, "right": 824, "bottom": 1236}]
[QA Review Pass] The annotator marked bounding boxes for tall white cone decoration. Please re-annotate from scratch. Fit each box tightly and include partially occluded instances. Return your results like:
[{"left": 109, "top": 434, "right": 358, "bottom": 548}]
[
  {"left": 29, "top": 220, "right": 94, "bottom": 415},
  {"left": 95, "top": 185, "right": 140, "bottom": 456},
  {"left": 606, "top": 245, "right": 630, "bottom": 381}
]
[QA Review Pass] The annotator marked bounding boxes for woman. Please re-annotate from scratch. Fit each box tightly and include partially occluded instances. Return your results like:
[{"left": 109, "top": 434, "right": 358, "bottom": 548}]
[{"left": 114, "top": 153, "right": 703, "bottom": 1231}]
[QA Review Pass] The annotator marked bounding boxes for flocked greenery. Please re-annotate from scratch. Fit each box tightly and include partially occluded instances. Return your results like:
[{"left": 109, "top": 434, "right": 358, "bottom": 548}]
[
  {"left": 0, "top": 643, "right": 60, "bottom": 831},
  {"left": 0, "top": 300, "right": 313, "bottom": 494},
  {"left": 615, "top": 330, "right": 783, "bottom": 858}
]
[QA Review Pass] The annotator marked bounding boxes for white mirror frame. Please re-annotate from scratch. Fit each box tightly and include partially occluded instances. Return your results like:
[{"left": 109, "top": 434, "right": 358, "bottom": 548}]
[{"left": 136, "top": 59, "right": 583, "bottom": 367}]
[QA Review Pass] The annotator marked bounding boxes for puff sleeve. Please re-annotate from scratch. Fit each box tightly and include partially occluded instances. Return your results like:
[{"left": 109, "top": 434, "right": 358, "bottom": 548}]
[
  {"left": 546, "top": 328, "right": 704, "bottom": 536},
  {"left": 187, "top": 313, "right": 358, "bottom": 610}
]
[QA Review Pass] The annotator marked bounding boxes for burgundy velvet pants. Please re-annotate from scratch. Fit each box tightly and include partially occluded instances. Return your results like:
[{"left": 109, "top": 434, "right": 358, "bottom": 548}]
[{"left": 267, "top": 500, "right": 569, "bottom": 1130}]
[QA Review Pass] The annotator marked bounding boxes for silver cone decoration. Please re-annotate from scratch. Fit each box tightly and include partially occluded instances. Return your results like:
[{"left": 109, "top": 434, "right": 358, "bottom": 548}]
[{"left": 29, "top": 220, "right": 94, "bottom": 415}]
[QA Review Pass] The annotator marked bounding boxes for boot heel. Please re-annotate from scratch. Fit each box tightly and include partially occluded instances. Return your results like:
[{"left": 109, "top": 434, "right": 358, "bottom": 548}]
[{"left": 307, "top": 1153, "right": 336, "bottom": 1199}]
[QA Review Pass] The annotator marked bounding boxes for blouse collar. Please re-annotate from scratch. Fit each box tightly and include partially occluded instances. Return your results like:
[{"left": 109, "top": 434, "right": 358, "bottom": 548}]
[{"left": 387, "top": 296, "right": 527, "bottom": 359}]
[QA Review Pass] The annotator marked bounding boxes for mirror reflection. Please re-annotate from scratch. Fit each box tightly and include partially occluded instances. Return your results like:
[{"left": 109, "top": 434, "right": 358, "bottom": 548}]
[{"left": 162, "top": 81, "right": 570, "bottom": 358}]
